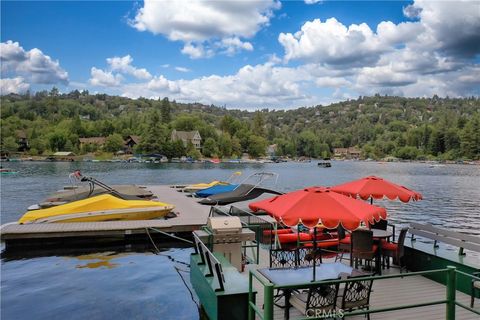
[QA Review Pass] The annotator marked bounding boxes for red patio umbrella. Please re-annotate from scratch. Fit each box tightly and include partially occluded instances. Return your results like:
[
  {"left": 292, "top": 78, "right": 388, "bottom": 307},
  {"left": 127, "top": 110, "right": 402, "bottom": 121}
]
[
  {"left": 249, "top": 186, "right": 387, "bottom": 231},
  {"left": 330, "top": 176, "right": 423, "bottom": 203}
]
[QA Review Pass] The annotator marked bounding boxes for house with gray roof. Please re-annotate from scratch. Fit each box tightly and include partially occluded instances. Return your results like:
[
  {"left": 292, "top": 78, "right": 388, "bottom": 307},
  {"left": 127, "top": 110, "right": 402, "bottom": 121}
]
[{"left": 171, "top": 130, "right": 201, "bottom": 150}]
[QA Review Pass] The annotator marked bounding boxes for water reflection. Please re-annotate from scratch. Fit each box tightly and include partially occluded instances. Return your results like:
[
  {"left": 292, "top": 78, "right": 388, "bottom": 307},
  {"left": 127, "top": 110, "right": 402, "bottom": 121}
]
[{"left": 73, "top": 251, "right": 125, "bottom": 269}]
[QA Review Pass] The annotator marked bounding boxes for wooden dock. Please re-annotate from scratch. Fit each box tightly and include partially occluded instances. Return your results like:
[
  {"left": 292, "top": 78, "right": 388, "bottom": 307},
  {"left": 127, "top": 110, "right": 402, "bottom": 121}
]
[{"left": 0, "top": 185, "right": 211, "bottom": 249}]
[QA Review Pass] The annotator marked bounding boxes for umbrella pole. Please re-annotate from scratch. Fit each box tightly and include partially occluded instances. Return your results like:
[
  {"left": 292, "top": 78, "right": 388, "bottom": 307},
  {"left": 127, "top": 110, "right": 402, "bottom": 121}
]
[{"left": 312, "top": 226, "right": 317, "bottom": 282}]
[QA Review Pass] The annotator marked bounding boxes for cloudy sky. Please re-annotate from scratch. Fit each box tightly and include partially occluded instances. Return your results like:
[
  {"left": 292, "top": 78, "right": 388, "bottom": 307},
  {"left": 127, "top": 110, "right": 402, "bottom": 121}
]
[{"left": 1, "top": 0, "right": 479, "bottom": 109}]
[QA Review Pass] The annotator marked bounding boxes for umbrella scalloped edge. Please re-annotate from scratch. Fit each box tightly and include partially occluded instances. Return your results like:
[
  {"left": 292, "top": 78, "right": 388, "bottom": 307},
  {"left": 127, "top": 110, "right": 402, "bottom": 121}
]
[{"left": 276, "top": 208, "right": 387, "bottom": 231}]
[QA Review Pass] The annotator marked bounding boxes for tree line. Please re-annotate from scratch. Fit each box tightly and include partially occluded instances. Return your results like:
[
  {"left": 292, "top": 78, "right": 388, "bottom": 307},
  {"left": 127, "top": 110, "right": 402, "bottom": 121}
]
[{"left": 1, "top": 89, "right": 479, "bottom": 161}]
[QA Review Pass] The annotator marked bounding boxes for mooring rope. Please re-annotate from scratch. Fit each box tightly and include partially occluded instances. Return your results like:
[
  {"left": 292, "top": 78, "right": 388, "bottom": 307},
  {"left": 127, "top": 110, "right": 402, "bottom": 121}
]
[
  {"left": 147, "top": 227, "right": 193, "bottom": 245},
  {"left": 145, "top": 228, "right": 198, "bottom": 307},
  {"left": 145, "top": 227, "right": 161, "bottom": 253},
  {"left": 174, "top": 266, "right": 199, "bottom": 307},
  {"left": 144, "top": 228, "right": 190, "bottom": 266}
]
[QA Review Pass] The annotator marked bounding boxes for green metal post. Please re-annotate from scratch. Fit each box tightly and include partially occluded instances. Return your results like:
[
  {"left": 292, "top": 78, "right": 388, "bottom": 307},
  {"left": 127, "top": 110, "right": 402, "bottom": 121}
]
[
  {"left": 248, "top": 272, "right": 254, "bottom": 320},
  {"left": 446, "top": 266, "right": 457, "bottom": 320},
  {"left": 263, "top": 283, "right": 274, "bottom": 320}
]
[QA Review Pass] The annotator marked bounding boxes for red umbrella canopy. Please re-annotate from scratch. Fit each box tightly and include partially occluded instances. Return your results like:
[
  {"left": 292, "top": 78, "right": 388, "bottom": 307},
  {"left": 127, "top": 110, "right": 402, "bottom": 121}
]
[
  {"left": 248, "top": 186, "right": 387, "bottom": 230},
  {"left": 331, "top": 176, "right": 423, "bottom": 203}
]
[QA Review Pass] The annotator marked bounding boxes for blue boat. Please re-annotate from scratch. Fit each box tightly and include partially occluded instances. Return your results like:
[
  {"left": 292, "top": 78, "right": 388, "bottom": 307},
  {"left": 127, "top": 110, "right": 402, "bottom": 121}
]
[{"left": 195, "top": 184, "right": 238, "bottom": 198}]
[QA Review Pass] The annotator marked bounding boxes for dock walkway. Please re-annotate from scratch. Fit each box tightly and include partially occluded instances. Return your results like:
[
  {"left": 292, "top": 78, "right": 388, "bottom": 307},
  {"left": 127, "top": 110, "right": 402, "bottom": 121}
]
[
  {"left": 247, "top": 249, "right": 480, "bottom": 319},
  {"left": 0, "top": 185, "right": 211, "bottom": 248}
]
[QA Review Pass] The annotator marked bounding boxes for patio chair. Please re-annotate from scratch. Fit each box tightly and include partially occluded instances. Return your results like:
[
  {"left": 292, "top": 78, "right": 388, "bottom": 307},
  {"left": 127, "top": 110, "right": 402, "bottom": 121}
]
[
  {"left": 297, "top": 246, "right": 323, "bottom": 267},
  {"left": 381, "top": 227, "right": 408, "bottom": 272},
  {"left": 340, "top": 277, "right": 374, "bottom": 320},
  {"left": 270, "top": 248, "right": 298, "bottom": 269},
  {"left": 369, "top": 219, "right": 388, "bottom": 230},
  {"left": 269, "top": 248, "right": 300, "bottom": 308},
  {"left": 369, "top": 219, "right": 396, "bottom": 241},
  {"left": 290, "top": 282, "right": 340, "bottom": 317},
  {"left": 350, "top": 229, "right": 378, "bottom": 272},
  {"left": 470, "top": 272, "right": 480, "bottom": 308},
  {"left": 336, "top": 225, "right": 352, "bottom": 262}
]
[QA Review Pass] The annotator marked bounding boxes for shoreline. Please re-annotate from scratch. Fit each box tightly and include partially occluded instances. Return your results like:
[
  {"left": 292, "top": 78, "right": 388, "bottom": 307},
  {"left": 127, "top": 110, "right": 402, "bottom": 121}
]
[{"left": 2, "top": 157, "right": 479, "bottom": 166}]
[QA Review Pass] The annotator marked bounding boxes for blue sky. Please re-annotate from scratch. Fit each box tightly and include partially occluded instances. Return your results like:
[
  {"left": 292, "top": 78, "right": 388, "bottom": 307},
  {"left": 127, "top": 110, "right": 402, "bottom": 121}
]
[{"left": 1, "top": 1, "right": 479, "bottom": 109}]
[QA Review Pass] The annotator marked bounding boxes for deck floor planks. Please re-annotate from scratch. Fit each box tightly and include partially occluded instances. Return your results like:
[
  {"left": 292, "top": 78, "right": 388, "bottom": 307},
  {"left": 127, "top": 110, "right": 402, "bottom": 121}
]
[{"left": 0, "top": 185, "right": 212, "bottom": 239}]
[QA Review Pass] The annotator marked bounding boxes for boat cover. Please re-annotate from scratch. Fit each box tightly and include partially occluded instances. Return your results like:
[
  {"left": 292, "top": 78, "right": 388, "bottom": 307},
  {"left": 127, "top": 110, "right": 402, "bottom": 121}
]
[
  {"left": 198, "top": 184, "right": 283, "bottom": 205},
  {"left": 195, "top": 184, "right": 238, "bottom": 198}
]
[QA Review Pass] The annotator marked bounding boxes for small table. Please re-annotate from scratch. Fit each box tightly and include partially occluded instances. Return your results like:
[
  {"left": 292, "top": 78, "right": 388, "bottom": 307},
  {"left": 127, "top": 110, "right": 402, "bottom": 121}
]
[
  {"left": 372, "top": 229, "right": 393, "bottom": 239},
  {"left": 257, "top": 262, "right": 366, "bottom": 319}
]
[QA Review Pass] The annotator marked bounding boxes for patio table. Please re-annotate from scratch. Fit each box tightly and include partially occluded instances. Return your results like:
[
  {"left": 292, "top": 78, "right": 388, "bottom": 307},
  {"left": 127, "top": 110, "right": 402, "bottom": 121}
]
[{"left": 257, "top": 262, "right": 365, "bottom": 319}]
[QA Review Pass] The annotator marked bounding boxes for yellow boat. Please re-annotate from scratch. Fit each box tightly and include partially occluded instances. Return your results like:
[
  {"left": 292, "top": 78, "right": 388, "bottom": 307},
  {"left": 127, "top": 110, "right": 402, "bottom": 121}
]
[
  {"left": 181, "top": 172, "right": 242, "bottom": 193},
  {"left": 18, "top": 194, "right": 175, "bottom": 224}
]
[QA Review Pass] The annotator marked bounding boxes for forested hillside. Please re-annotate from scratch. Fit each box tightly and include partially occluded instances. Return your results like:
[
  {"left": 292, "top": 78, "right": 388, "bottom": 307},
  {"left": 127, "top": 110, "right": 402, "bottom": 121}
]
[{"left": 1, "top": 89, "right": 479, "bottom": 160}]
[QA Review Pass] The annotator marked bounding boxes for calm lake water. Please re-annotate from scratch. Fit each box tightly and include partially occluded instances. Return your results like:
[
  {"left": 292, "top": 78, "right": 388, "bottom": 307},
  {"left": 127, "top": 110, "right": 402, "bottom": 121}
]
[{"left": 1, "top": 161, "right": 479, "bottom": 319}]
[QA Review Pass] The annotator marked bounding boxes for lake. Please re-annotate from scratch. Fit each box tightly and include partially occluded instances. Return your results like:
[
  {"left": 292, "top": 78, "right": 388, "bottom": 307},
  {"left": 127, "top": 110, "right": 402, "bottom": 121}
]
[{"left": 1, "top": 161, "right": 479, "bottom": 319}]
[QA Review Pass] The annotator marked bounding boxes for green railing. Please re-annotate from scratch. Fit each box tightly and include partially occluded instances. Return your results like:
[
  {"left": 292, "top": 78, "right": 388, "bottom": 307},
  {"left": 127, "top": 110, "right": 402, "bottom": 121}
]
[{"left": 248, "top": 266, "right": 480, "bottom": 320}]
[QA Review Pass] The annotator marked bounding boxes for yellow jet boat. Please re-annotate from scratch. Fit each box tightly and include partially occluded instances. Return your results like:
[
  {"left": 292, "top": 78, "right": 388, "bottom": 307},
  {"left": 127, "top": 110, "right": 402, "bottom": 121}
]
[
  {"left": 18, "top": 194, "right": 175, "bottom": 224},
  {"left": 181, "top": 172, "right": 242, "bottom": 193}
]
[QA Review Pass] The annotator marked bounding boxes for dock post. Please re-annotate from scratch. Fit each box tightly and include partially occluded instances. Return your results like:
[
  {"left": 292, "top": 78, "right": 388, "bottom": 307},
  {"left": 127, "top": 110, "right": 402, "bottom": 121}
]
[
  {"left": 263, "top": 283, "right": 274, "bottom": 320},
  {"left": 446, "top": 266, "right": 457, "bottom": 320}
]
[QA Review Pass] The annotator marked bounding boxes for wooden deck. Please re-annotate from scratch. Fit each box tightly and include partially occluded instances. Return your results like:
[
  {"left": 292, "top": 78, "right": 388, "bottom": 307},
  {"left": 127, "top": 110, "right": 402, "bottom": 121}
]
[
  {"left": 246, "top": 249, "right": 480, "bottom": 320},
  {"left": 0, "top": 185, "right": 211, "bottom": 247}
]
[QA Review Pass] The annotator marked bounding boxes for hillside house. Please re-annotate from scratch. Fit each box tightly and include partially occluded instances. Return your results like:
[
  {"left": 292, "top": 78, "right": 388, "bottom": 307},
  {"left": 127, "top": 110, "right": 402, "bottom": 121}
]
[
  {"left": 333, "top": 147, "right": 362, "bottom": 159},
  {"left": 124, "top": 135, "right": 141, "bottom": 154},
  {"left": 16, "top": 130, "right": 29, "bottom": 152},
  {"left": 171, "top": 130, "right": 202, "bottom": 150}
]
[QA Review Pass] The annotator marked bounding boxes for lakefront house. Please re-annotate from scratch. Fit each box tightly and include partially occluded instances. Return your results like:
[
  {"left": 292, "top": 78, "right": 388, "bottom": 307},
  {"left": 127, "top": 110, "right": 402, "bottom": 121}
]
[{"left": 171, "top": 130, "right": 202, "bottom": 150}]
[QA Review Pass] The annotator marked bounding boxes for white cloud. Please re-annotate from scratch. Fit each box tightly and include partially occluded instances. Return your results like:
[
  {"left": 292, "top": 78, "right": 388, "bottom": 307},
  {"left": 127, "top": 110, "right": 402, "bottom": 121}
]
[
  {"left": 89, "top": 67, "right": 123, "bottom": 87},
  {"left": 407, "top": 0, "right": 480, "bottom": 57},
  {"left": 276, "top": 1, "right": 479, "bottom": 101},
  {"left": 1, "top": 40, "right": 68, "bottom": 85},
  {"left": 219, "top": 37, "right": 254, "bottom": 56},
  {"left": 0, "top": 77, "right": 30, "bottom": 94},
  {"left": 403, "top": 4, "right": 422, "bottom": 19},
  {"left": 357, "top": 65, "right": 417, "bottom": 87},
  {"left": 106, "top": 55, "right": 152, "bottom": 79},
  {"left": 181, "top": 43, "right": 212, "bottom": 59},
  {"left": 118, "top": 62, "right": 313, "bottom": 108},
  {"left": 131, "top": 0, "right": 280, "bottom": 58},
  {"left": 315, "top": 77, "right": 351, "bottom": 88},
  {"left": 175, "top": 66, "right": 191, "bottom": 73},
  {"left": 304, "top": 0, "right": 322, "bottom": 4},
  {"left": 279, "top": 18, "right": 386, "bottom": 66},
  {"left": 89, "top": 54, "right": 153, "bottom": 87}
]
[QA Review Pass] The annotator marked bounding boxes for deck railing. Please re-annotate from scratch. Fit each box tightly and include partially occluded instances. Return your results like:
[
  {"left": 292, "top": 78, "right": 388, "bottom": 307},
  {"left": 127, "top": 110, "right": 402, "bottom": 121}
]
[
  {"left": 410, "top": 222, "right": 480, "bottom": 256},
  {"left": 192, "top": 232, "right": 225, "bottom": 291},
  {"left": 248, "top": 266, "right": 480, "bottom": 320}
]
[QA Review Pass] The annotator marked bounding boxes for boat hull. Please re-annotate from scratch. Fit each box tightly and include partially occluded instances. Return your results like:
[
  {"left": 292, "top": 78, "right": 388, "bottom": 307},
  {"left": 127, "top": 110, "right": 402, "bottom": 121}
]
[{"left": 19, "top": 194, "right": 174, "bottom": 224}]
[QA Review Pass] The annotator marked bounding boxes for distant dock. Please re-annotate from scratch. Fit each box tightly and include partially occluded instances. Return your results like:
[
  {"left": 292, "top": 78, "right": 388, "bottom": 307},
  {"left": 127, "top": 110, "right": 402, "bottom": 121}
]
[{"left": 0, "top": 185, "right": 211, "bottom": 250}]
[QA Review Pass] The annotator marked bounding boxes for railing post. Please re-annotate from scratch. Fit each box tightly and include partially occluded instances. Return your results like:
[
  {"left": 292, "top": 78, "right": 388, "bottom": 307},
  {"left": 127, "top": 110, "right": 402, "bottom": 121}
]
[
  {"left": 248, "top": 271, "right": 254, "bottom": 320},
  {"left": 264, "top": 283, "right": 274, "bottom": 320},
  {"left": 446, "top": 266, "right": 456, "bottom": 320}
]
